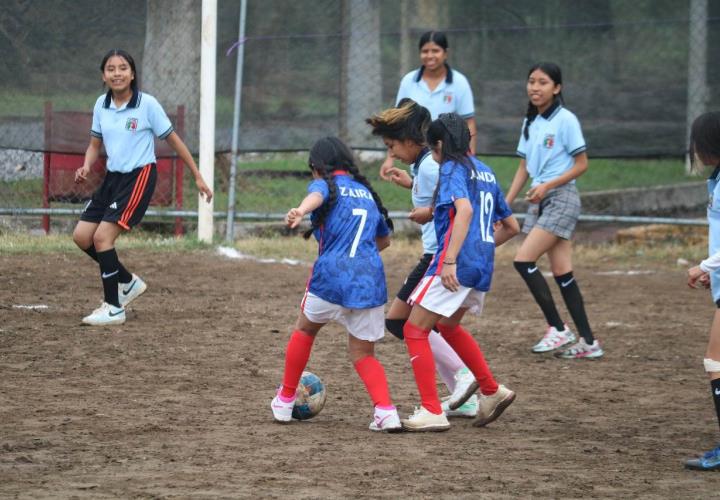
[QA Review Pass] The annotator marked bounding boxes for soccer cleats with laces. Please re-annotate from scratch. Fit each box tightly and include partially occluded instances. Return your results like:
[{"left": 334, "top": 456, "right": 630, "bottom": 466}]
[
  {"left": 119, "top": 274, "right": 147, "bottom": 307},
  {"left": 531, "top": 325, "right": 576, "bottom": 353},
  {"left": 473, "top": 384, "right": 516, "bottom": 427},
  {"left": 445, "top": 367, "right": 478, "bottom": 410},
  {"left": 442, "top": 394, "right": 478, "bottom": 418},
  {"left": 82, "top": 302, "right": 125, "bottom": 326},
  {"left": 401, "top": 406, "right": 450, "bottom": 432},
  {"left": 554, "top": 338, "right": 604, "bottom": 359},
  {"left": 369, "top": 406, "right": 402, "bottom": 433}
]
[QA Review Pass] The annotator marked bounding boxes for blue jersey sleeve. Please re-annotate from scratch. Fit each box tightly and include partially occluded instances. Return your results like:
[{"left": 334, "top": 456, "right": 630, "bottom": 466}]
[
  {"left": 436, "top": 162, "right": 469, "bottom": 207},
  {"left": 453, "top": 72, "right": 475, "bottom": 119},
  {"left": 492, "top": 183, "right": 513, "bottom": 222},
  {"left": 307, "top": 179, "right": 329, "bottom": 199},
  {"left": 375, "top": 216, "right": 390, "bottom": 238},
  {"left": 90, "top": 96, "right": 103, "bottom": 139},
  {"left": 145, "top": 95, "right": 174, "bottom": 139},
  {"left": 561, "top": 112, "right": 587, "bottom": 157}
]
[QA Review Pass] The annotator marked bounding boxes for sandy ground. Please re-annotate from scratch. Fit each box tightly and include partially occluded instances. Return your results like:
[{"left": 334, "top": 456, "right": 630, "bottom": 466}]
[{"left": 2, "top": 243, "right": 720, "bottom": 499}]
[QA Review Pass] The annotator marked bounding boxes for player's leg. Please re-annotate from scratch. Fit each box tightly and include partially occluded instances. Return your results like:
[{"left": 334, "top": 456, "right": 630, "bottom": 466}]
[
  {"left": 514, "top": 227, "right": 574, "bottom": 352},
  {"left": 549, "top": 240, "right": 603, "bottom": 359},
  {"left": 687, "top": 308, "right": 720, "bottom": 470},
  {"left": 271, "top": 311, "right": 324, "bottom": 423},
  {"left": 346, "top": 308, "right": 401, "bottom": 432}
]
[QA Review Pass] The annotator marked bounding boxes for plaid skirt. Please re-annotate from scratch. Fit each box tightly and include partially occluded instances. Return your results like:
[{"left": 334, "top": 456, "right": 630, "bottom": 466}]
[{"left": 522, "top": 183, "right": 581, "bottom": 240}]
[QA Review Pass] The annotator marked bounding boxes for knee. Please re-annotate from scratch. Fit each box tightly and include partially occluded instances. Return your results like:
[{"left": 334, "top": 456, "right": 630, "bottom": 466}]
[
  {"left": 92, "top": 231, "right": 113, "bottom": 251},
  {"left": 385, "top": 318, "right": 405, "bottom": 340},
  {"left": 72, "top": 227, "right": 91, "bottom": 249},
  {"left": 403, "top": 322, "right": 429, "bottom": 340}
]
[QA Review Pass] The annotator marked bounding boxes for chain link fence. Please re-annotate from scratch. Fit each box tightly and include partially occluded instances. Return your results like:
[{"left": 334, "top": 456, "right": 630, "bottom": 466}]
[{"left": 1, "top": 0, "right": 718, "bottom": 230}]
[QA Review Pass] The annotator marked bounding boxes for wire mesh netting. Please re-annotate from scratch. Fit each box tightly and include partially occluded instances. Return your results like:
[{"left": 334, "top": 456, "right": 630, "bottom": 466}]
[{"left": 1, "top": 0, "right": 719, "bottom": 224}]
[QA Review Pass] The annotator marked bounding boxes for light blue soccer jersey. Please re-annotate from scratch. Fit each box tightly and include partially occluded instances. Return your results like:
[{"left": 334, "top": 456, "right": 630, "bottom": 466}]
[
  {"left": 707, "top": 167, "right": 720, "bottom": 302},
  {"left": 516, "top": 102, "right": 586, "bottom": 187},
  {"left": 307, "top": 173, "right": 390, "bottom": 309},
  {"left": 91, "top": 91, "right": 173, "bottom": 173},
  {"left": 410, "top": 148, "right": 439, "bottom": 254},
  {"left": 425, "top": 157, "right": 512, "bottom": 291},
  {"left": 396, "top": 65, "right": 475, "bottom": 120}
]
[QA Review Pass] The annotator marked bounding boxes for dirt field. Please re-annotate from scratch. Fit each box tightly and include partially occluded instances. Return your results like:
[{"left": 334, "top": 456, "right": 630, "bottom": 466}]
[{"left": 2, "top": 241, "right": 720, "bottom": 499}]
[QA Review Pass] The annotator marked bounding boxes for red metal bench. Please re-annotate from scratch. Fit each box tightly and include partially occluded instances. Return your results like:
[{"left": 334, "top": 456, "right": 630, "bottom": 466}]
[{"left": 42, "top": 102, "right": 185, "bottom": 235}]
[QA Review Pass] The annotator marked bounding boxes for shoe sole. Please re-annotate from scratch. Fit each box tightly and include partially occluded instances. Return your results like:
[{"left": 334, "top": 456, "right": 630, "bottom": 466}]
[
  {"left": 370, "top": 425, "right": 404, "bottom": 433},
  {"left": 401, "top": 424, "right": 450, "bottom": 432},
  {"left": 531, "top": 337, "right": 576, "bottom": 353},
  {"left": 81, "top": 318, "right": 125, "bottom": 326},
  {"left": 473, "top": 392, "right": 516, "bottom": 427},
  {"left": 120, "top": 281, "right": 147, "bottom": 307},
  {"left": 555, "top": 352, "right": 604, "bottom": 360},
  {"left": 447, "top": 380, "right": 479, "bottom": 410}
]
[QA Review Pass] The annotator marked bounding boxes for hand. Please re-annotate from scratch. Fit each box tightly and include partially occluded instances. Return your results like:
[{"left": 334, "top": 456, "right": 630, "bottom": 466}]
[
  {"left": 688, "top": 265, "right": 710, "bottom": 289},
  {"left": 387, "top": 167, "right": 412, "bottom": 188},
  {"left": 440, "top": 262, "right": 460, "bottom": 292},
  {"left": 195, "top": 176, "right": 213, "bottom": 202},
  {"left": 285, "top": 208, "right": 304, "bottom": 228},
  {"left": 379, "top": 157, "right": 395, "bottom": 181},
  {"left": 525, "top": 183, "right": 549, "bottom": 204},
  {"left": 409, "top": 206, "right": 433, "bottom": 224},
  {"left": 75, "top": 165, "right": 90, "bottom": 184}
]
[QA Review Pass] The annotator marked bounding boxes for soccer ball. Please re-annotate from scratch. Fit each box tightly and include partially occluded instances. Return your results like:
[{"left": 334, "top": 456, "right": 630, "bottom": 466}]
[{"left": 292, "top": 371, "right": 326, "bottom": 420}]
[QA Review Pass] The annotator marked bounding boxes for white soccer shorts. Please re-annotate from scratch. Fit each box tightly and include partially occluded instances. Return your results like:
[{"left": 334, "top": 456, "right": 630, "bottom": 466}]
[
  {"left": 408, "top": 276, "right": 485, "bottom": 318},
  {"left": 301, "top": 292, "right": 385, "bottom": 342}
]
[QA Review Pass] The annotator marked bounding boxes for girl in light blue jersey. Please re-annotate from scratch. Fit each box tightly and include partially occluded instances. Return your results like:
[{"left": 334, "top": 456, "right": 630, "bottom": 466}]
[
  {"left": 505, "top": 62, "right": 603, "bottom": 360},
  {"left": 400, "top": 113, "right": 519, "bottom": 432},
  {"left": 367, "top": 99, "right": 478, "bottom": 417},
  {"left": 270, "top": 137, "right": 402, "bottom": 432},
  {"left": 72, "top": 49, "right": 212, "bottom": 327},
  {"left": 684, "top": 111, "right": 720, "bottom": 471}
]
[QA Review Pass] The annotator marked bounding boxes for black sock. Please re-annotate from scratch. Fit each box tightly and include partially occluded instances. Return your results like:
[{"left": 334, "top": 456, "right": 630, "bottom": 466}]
[
  {"left": 711, "top": 378, "right": 720, "bottom": 432},
  {"left": 554, "top": 271, "right": 594, "bottom": 344},
  {"left": 83, "top": 245, "right": 132, "bottom": 284},
  {"left": 385, "top": 318, "right": 406, "bottom": 340},
  {"left": 514, "top": 261, "right": 564, "bottom": 330},
  {"left": 97, "top": 248, "right": 121, "bottom": 308}
]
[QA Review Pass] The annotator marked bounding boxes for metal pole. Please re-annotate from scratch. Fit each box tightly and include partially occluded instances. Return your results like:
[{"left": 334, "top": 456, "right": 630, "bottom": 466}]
[
  {"left": 225, "top": 0, "right": 248, "bottom": 242},
  {"left": 198, "top": 0, "right": 217, "bottom": 243}
]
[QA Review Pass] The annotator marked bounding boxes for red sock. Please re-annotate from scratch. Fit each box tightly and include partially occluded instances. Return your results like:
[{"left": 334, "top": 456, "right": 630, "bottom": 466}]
[
  {"left": 280, "top": 330, "right": 315, "bottom": 399},
  {"left": 353, "top": 356, "right": 392, "bottom": 407},
  {"left": 403, "top": 322, "right": 441, "bottom": 414},
  {"left": 436, "top": 323, "right": 498, "bottom": 395}
]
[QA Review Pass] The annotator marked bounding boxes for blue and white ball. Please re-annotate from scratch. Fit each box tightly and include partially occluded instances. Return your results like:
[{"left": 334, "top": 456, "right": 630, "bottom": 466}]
[{"left": 292, "top": 371, "right": 326, "bottom": 420}]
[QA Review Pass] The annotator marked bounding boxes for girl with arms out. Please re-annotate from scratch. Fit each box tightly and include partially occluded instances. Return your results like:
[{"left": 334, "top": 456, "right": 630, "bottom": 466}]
[
  {"left": 401, "top": 113, "right": 519, "bottom": 431},
  {"left": 271, "top": 137, "right": 402, "bottom": 432},
  {"left": 73, "top": 49, "right": 212, "bottom": 326},
  {"left": 685, "top": 111, "right": 720, "bottom": 471},
  {"left": 366, "top": 99, "right": 479, "bottom": 418},
  {"left": 505, "top": 62, "right": 603, "bottom": 359}
]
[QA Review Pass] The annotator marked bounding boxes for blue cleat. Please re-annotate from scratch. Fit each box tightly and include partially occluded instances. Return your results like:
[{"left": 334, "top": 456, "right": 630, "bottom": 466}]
[{"left": 685, "top": 445, "right": 720, "bottom": 471}]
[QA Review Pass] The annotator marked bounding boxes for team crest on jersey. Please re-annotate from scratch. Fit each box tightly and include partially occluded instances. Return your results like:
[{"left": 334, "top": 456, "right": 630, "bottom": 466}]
[
  {"left": 443, "top": 93, "right": 453, "bottom": 104},
  {"left": 125, "top": 117, "right": 138, "bottom": 131},
  {"left": 543, "top": 134, "right": 555, "bottom": 148}
]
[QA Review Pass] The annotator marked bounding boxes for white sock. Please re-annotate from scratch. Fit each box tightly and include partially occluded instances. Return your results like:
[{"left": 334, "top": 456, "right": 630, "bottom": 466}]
[{"left": 428, "top": 329, "right": 465, "bottom": 392}]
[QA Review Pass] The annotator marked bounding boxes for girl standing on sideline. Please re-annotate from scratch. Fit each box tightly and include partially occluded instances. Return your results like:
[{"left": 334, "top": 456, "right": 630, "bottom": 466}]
[
  {"left": 401, "top": 113, "right": 519, "bottom": 432},
  {"left": 73, "top": 49, "right": 213, "bottom": 326},
  {"left": 271, "top": 136, "right": 402, "bottom": 432},
  {"left": 366, "top": 99, "right": 479, "bottom": 418},
  {"left": 505, "top": 62, "right": 603, "bottom": 359},
  {"left": 379, "top": 30, "right": 476, "bottom": 181},
  {"left": 684, "top": 111, "right": 720, "bottom": 471}
]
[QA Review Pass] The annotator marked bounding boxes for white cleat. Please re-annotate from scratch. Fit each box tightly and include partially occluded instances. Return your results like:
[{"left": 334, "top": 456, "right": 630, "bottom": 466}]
[
  {"left": 445, "top": 367, "right": 478, "bottom": 410},
  {"left": 271, "top": 391, "right": 295, "bottom": 423},
  {"left": 119, "top": 274, "right": 147, "bottom": 307},
  {"left": 82, "top": 302, "right": 125, "bottom": 326},
  {"left": 473, "top": 384, "right": 516, "bottom": 427},
  {"left": 401, "top": 406, "right": 450, "bottom": 432},
  {"left": 369, "top": 406, "right": 403, "bottom": 433},
  {"left": 531, "top": 325, "right": 576, "bottom": 353},
  {"left": 442, "top": 394, "right": 478, "bottom": 418}
]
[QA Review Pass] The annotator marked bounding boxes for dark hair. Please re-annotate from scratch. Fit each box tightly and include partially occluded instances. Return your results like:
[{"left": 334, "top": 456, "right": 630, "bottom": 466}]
[
  {"left": 523, "top": 62, "right": 564, "bottom": 140},
  {"left": 690, "top": 111, "right": 720, "bottom": 167},
  {"left": 366, "top": 98, "right": 431, "bottom": 145},
  {"left": 304, "top": 136, "right": 393, "bottom": 239},
  {"left": 418, "top": 31, "right": 448, "bottom": 51},
  {"left": 100, "top": 49, "right": 138, "bottom": 93},
  {"left": 426, "top": 113, "right": 476, "bottom": 202}
]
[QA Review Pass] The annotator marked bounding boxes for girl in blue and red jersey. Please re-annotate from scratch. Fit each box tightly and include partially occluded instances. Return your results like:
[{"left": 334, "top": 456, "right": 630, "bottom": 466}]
[
  {"left": 270, "top": 136, "right": 401, "bottom": 432},
  {"left": 400, "top": 113, "right": 520, "bottom": 432}
]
